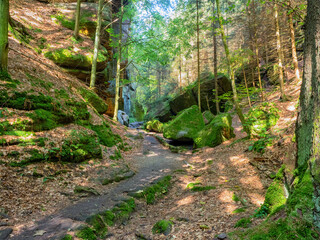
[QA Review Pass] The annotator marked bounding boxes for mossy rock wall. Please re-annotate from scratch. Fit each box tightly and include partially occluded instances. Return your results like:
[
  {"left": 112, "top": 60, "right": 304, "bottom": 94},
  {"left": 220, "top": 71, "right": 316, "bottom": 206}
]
[
  {"left": 194, "top": 113, "right": 234, "bottom": 148},
  {"left": 145, "top": 120, "right": 163, "bottom": 133},
  {"left": 202, "top": 110, "right": 215, "bottom": 125},
  {"left": 79, "top": 87, "right": 108, "bottom": 114},
  {"left": 163, "top": 105, "right": 205, "bottom": 142}
]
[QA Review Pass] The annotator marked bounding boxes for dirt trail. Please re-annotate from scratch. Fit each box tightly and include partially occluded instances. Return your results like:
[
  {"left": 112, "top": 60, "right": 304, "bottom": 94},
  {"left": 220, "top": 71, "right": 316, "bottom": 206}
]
[{"left": 9, "top": 133, "right": 186, "bottom": 240}]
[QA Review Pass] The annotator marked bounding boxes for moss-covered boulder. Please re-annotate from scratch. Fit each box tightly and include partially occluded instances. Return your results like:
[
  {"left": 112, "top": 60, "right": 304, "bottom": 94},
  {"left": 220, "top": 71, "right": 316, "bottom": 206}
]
[
  {"left": 194, "top": 113, "right": 234, "bottom": 148},
  {"left": 202, "top": 110, "right": 215, "bottom": 125},
  {"left": 79, "top": 88, "right": 108, "bottom": 114},
  {"left": 245, "top": 103, "right": 280, "bottom": 135},
  {"left": 145, "top": 120, "right": 164, "bottom": 133},
  {"left": 45, "top": 48, "right": 107, "bottom": 71},
  {"left": 163, "top": 105, "right": 205, "bottom": 142},
  {"left": 152, "top": 220, "right": 173, "bottom": 235}
]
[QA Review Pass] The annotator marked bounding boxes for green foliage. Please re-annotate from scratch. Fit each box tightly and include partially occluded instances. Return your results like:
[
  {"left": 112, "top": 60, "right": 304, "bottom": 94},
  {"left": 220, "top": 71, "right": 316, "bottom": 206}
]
[
  {"left": 28, "top": 109, "right": 58, "bottom": 131},
  {"left": 248, "top": 135, "right": 276, "bottom": 153},
  {"left": 234, "top": 218, "right": 252, "bottom": 228},
  {"left": 112, "top": 198, "right": 136, "bottom": 224},
  {"left": 61, "top": 234, "right": 73, "bottom": 240},
  {"left": 133, "top": 176, "right": 172, "bottom": 204},
  {"left": 0, "top": 71, "right": 20, "bottom": 88},
  {"left": 53, "top": 11, "right": 95, "bottom": 31},
  {"left": 90, "top": 124, "right": 121, "bottom": 147},
  {"left": 233, "top": 208, "right": 246, "bottom": 214},
  {"left": 102, "top": 210, "right": 115, "bottom": 226},
  {"left": 152, "top": 220, "right": 173, "bottom": 235},
  {"left": 86, "top": 215, "right": 107, "bottom": 238},
  {"left": 245, "top": 103, "right": 280, "bottom": 136},
  {"left": 79, "top": 88, "right": 108, "bottom": 114}
]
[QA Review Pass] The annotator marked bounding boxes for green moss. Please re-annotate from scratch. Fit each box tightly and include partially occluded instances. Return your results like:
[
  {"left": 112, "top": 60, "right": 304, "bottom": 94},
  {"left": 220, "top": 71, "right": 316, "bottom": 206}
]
[
  {"left": 86, "top": 215, "right": 107, "bottom": 237},
  {"left": 194, "top": 113, "right": 235, "bottom": 148},
  {"left": 61, "top": 235, "right": 73, "bottom": 240},
  {"left": 145, "top": 120, "right": 164, "bottom": 133},
  {"left": 112, "top": 198, "right": 136, "bottom": 224},
  {"left": 4, "top": 130, "right": 34, "bottom": 137},
  {"left": 232, "top": 208, "right": 246, "bottom": 214},
  {"left": 90, "top": 124, "right": 121, "bottom": 147},
  {"left": 186, "top": 182, "right": 216, "bottom": 192},
  {"left": 9, "top": 149, "right": 45, "bottom": 167},
  {"left": 256, "top": 166, "right": 287, "bottom": 217},
  {"left": 76, "top": 227, "right": 97, "bottom": 240},
  {"left": 202, "top": 110, "right": 215, "bottom": 124},
  {"left": 26, "top": 73, "right": 54, "bottom": 91},
  {"left": 287, "top": 169, "right": 313, "bottom": 222},
  {"left": 55, "top": 89, "right": 69, "bottom": 99},
  {"left": 74, "top": 186, "right": 99, "bottom": 196},
  {"left": 133, "top": 176, "right": 172, "bottom": 204},
  {"left": 152, "top": 220, "right": 173, "bottom": 235},
  {"left": 110, "top": 149, "right": 122, "bottom": 160},
  {"left": 79, "top": 88, "right": 108, "bottom": 114},
  {"left": 234, "top": 218, "right": 252, "bottom": 228},
  {"left": 102, "top": 210, "right": 115, "bottom": 226},
  {"left": 163, "top": 105, "right": 205, "bottom": 141},
  {"left": 53, "top": 12, "right": 95, "bottom": 31},
  {"left": 28, "top": 109, "right": 58, "bottom": 131},
  {"left": 7, "top": 151, "right": 20, "bottom": 158},
  {"left": 0, "top": 71, "right": 20, "bottom": 88}
]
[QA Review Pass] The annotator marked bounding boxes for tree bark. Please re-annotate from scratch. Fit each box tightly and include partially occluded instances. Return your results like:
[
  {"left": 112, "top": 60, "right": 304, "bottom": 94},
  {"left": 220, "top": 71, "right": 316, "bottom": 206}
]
[
  {"left": 274, "top": 3, "right": 286, "bottom": 99},
  {"left": 196, "top": 0, "right": 201, "bottom": 110},
  {"left": 243, "top": 67, "right": 251, "bottom": 108},
  {"left": 295, "top": 0, "right": 320, "bottom": 229},
  {"left": 212, "top": 0, "right": 219, "bottom": 114},
  {"left": 89, "top": 0, "right": 103, "bottom": 89},
  {"left": 0, "top": 0, "right": 9, "bottom": 71},
  {"left": 288, "top": 1, "right": 300, "bottom": 81},
  {"left": 74, "top": 0, "right": 81, "bottom": 39},
  {"left": 216, "top": 0, "right": 251, "bottom": 136},
  {"left": 113, "top": 0, "right": 123, "bottom": 121}
]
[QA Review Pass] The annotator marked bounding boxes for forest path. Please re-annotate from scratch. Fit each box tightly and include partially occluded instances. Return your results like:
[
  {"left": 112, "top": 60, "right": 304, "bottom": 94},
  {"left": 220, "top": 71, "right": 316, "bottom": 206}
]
[{"left": 9, "top": 132, "right": 186, "bottom": 240}]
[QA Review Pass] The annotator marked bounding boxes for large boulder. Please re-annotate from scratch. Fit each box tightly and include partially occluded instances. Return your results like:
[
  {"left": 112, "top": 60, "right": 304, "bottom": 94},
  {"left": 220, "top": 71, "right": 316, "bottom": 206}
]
[
  {"left": 202, "top": 110, "right": 215, "bottom": 125},
  {"left": 118, "top": 110, "right": 129, "bottom": 126},
  {"left": 148, "top": 74, "right": 232, "bottom": 123},
  {"left": 163, "top": 105, "right": 205, "bottom": 142},
  {"left": 145, "top": 120, "right": 163, "bottom": 133},
  {"left": 194, "top": 113, "right": 235, "bottom": 148}
]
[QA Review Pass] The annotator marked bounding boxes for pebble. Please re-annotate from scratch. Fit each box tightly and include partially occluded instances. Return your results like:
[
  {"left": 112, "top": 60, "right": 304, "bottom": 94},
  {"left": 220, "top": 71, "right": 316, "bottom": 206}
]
[{"left": 217, "top": 233, "right": 227, "bottom": 239}]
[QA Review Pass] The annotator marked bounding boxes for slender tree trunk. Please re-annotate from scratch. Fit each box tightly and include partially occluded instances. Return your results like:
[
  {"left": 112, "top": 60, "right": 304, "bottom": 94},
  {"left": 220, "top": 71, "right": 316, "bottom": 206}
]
[
  {"left": 158, "top": 70, "right": 161, "bottom": 97},
  {"left": 252, "top": 0, "right": 264, "bottom": 101},
  {"left": 288, "top": 3, "right": 300, "bottom": 81},
  {"left": 295, "top": 0, "right": 320, "bottom": 228},
  {"left": 243, "top": 67, "right": 251, "bottom": 108},
  {"left": 90, "top": 0, "right": 103, "bottom": 89},
  {"left": 74, "top": 0, "right": 81, "bottom": 39},
  {"left": 216, "top": 0, "right": 250, "bottom": 136},
  {"left": 213, "top": 0, "right": 220, "bottom": 114},
  {"left": 196, "top": 0, "right": 201, "bottom": 110},
  {"left": 274, "top": 3, "right": 286, "bottom": 99},
  {"left": 0, "top": 0, "right": 9, "bottom": 71},
  {"left": 113, "top": 0, "right": 123, "bottom": 120}
]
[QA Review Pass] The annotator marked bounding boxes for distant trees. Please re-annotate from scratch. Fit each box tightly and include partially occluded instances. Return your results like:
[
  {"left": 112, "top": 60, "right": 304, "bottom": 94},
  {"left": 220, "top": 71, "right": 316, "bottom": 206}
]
[{"left": 0, "top": 0, "right": 9, "bottom": 71}]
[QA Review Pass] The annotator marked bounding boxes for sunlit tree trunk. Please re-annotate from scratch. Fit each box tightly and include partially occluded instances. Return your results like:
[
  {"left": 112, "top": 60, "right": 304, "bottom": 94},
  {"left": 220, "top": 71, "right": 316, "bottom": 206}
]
[
  {"left": 274, "top": 3, "right": 286, "bottom": 99},
  {"left": 90, "top": 0, "right": 103, "bottom": 89},
  {"left": 216, "top": 0, "right": 251, "bottom": 136},
  {"left": 113, "top": 0, "right": 123, "bottom": 120},
  {"left": 288, "top": 1, "right": 300, "bottom": 81},
  {"left": 74, "top": 0, "right": 81, "bottom": 39},
  {"left": 179, "top": 52, "right": 182, "bottom": 93},
  {"left": 212, "top": 0, "right": 219, "bottom": 114},
  {"left": 295, "top": 0, "right": 320, "bottom": 229},
  {"left": 252, "top": 0, "right": 264, "bottom": 101},
  {"left": 196, "top": 0, "right": 201, "bottom": 110},
  {"left": 0, "top": 0, "right": 9, "bottom": 71}
]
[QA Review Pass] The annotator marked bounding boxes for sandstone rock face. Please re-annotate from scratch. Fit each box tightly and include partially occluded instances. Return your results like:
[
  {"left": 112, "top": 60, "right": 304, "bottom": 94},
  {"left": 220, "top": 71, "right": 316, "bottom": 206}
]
[
  {"left": 163, "top": 105, "right": 205, "bottom": 142},
  {"left": 118, "top": 110, "right": 129, "bottom": 126}
]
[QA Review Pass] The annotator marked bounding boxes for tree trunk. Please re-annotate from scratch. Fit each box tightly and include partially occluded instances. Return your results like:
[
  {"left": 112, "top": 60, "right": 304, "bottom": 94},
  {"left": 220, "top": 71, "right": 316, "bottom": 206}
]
[
  {"left": 113, "top": 0, "right": 123, "bottom": 121},
  {"left": 288, "top": 2, "right": 300, "bottom": 81},
  {"left": 74, "top": 0, "right": 81, "bottom": 39},
  {"left": 0, "top": 0, "right": 9, "bottom": 71},
  {"left": 243, "top": 67, "right": 251, "bottom": 108},
  {"left": 274, "top": 3, "right": 286, "bottom": 99},
  {"left": 252, "top": 0, "right": 264, "bottom": 101},
  {"left": 179, "top": 52, "right": 182, "bottom": 93},
  {"left": 89, "top": 0, "right": 103, "bottom": 89},
  {"left": 212, "top": 0, "right": 219, "bottom": 114},
  {"left": 295, "top": 0, "right": 320, "bottom": 229},
  {"left": 196, "top": 0, "right": 201, "bottom": 110},
  {"left": 216, "top": 0, "right": 251, "bottom": 136}
]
